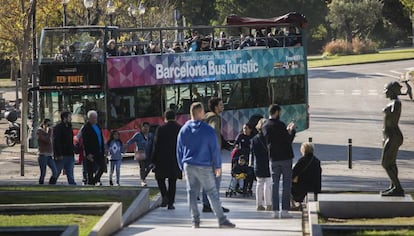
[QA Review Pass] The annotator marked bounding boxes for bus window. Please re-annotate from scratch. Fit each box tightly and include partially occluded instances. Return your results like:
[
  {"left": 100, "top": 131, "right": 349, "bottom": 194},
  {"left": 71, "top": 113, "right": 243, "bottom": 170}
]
[
  {"left": 221, "top": 79, "right": 268, "bottom": 110},
  {"left": 165, "top": 84, "right": 190, "bottom": 114},
  {"left": 269, "top": 76, "right": 305, "bottom": 105},
  {"left": 136, "top": 87, "right": 162, "bottom": 117}
]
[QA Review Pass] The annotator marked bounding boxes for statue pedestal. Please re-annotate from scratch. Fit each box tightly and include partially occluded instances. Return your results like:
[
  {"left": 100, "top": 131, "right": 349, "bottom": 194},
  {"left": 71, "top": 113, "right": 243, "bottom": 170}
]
[{"left": 318, "top": 193, "right": 414, "bottom": 218}]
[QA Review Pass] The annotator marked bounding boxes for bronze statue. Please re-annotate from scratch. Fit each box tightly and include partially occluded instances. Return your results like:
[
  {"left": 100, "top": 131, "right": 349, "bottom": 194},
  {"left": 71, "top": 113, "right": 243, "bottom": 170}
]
[{"left": 381, "top": 81, "right": 404, "bottom": 197}]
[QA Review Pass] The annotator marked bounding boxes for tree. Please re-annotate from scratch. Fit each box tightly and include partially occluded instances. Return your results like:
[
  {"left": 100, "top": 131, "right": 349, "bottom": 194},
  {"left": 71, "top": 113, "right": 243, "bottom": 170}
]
[
  {"left": 400, "top": 0, "right": 414, "bottom": 45},
  {"left": 327, "top": 0, "right": 383, "bottom": 42}
]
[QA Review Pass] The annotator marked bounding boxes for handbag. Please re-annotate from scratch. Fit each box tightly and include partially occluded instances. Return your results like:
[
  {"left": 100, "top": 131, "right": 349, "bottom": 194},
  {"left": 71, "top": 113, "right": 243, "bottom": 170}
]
[{"left": 134, "top": 150, "right": 146, "bottom": 161}]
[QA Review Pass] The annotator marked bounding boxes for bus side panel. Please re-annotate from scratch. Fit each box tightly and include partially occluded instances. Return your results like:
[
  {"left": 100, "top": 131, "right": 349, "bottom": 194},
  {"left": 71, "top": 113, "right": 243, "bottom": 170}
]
[
  {"left": 221, "top": 104, "right": 308, "bottom": 141},
  {"left": 106, "top": 47, "right": 306, "bottom": 88}
]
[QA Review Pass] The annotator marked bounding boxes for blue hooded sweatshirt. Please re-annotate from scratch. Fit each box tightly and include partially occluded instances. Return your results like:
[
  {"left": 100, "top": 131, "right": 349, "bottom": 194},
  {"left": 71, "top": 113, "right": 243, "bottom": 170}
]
[{"left": 176, "top": 120, "right": 221, "bottom": 170}]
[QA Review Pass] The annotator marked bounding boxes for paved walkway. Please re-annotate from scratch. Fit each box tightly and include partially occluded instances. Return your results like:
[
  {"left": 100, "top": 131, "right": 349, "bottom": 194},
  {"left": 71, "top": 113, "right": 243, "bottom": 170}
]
[{"left": 0, "top": 139, "right": 413, "bottom": 236}]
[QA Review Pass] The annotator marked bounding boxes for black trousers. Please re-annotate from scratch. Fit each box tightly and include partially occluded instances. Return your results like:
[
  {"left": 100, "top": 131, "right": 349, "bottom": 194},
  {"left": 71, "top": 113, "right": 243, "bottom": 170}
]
[
  {"left": 156, "top": 177, "right": 177, "bottom": 206},
  {"left": 86, "top": 153, "right": 106, "bottom": 185}
]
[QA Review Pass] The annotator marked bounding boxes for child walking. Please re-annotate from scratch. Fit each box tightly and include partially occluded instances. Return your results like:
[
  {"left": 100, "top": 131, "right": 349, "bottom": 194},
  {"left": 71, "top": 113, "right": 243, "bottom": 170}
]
[{"left": 106, "top": 130, "right": 124, "bottom": 186}]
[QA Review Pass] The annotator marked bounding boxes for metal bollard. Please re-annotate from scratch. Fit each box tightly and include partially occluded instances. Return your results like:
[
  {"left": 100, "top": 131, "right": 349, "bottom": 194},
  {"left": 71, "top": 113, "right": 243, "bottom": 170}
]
[
  {"left": 348, "top": 138, "right": 352, "bottom": 169},
  {"left": 308, "top": 137, "right": 313, "bottom": 143}
]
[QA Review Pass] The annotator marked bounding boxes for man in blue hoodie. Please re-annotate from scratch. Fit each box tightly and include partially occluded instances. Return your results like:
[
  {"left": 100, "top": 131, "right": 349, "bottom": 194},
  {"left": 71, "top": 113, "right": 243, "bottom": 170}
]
[{"left": 176, "top": 102, "right": 235, "bottom": 229}]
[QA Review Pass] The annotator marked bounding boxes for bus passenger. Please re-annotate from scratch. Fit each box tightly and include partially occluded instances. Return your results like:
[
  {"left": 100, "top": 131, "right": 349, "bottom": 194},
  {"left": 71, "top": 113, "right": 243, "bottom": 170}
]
[
  {"left": 81, "top": 41, "right": 94, "bottom": 62},
  {"left": 200, "top": 37, "right": 212, "bottom": 51},
  {"left": 188, "top": 30, "right": 201, "bottom": 52},
  {"left": 147, "top": 41, "right": 161, "bottom": 54},
  {"left": 162, "top": 39, "right": 175, "bottom": 53},
  {"left": 119, "top": 45, "right": 131, "bottom": 56},
  {"left": 106, "top": 39, "right": 117, "bottom": 56},
  {"left": 91, "top": 39, "right": 104, "bottom": 62},
  {"left": 286, "top": 26, "right": 301, "bottom": 47},
  {"left": 172, "top": 41, "right": 184, "bottom": 53},
  {"left": 54, "top": 45, "right": 68, "bottom": 62}
]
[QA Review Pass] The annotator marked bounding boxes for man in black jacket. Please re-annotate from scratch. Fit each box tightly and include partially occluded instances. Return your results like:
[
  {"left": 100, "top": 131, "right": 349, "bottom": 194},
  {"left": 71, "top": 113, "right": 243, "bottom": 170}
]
[
  {"left": 53, "top": 111, "right": 76, "bottom": 185},
  {"left": 262, "top": 104, "right": 296, "bottom": 219},
  {"left": 151, "top": 109, "right": 182, "bottom": 209},
  {"left": 82, "top": 110, "right": 106, "bottom": 185}
]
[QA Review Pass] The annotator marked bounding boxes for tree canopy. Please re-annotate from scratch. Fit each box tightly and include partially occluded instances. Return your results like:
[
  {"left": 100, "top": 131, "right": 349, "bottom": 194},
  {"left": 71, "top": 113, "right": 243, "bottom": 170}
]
[{"left": 327, "top": 0, "right": 383, "bottom": 42}]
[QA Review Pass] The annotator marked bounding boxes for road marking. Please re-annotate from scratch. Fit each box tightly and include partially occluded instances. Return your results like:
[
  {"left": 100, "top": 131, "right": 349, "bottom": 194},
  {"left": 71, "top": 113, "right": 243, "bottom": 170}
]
[
  {"left": 375, "top": 72, "right": 400, "bottom": 79},
  {"left": 335, "top": 90, "right": 345, "bottom": 95},
  {"left": 390, "top": 70, "right": 403, "bottom": 75},
  {"left": 368, "top": 89, "right": 378, "bottom": 96},
  {"left": 319, "top": 90, "right": 327, "bottom": 95},
  {"left": 351, "top": 90, "right": 361, "bottom": 95}
]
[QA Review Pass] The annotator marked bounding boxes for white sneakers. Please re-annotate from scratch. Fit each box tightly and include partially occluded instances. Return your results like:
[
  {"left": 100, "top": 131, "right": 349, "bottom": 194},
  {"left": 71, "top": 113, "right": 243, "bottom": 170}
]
[
  {"left": 272, "top": 210, "right": 293, "bottom": 219},
  {"left": 141, "top": 180, "right": 147, "bottom": 187}
]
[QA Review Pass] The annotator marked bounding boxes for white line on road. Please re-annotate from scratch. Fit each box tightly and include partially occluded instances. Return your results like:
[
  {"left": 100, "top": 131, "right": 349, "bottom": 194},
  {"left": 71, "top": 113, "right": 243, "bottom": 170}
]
[
  {"left": 335, "top": 90, "right": 345, "bottom": 95},
  {"left": 351, "top": 90, "right": 361, "bottom": 95},
  {"left": 375, "top": 72, "right": 400, "bottom": 79},
  {"left": 368, "top": 90, "right": 378, "bottom": 96},
  {"left": 390, "top": 70, "right": 403, "bottom": 75}
]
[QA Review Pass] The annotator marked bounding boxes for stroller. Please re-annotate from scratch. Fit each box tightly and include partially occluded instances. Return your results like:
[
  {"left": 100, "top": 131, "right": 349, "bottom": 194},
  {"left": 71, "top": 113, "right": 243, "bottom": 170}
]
[{"left": 225, "top": 154, "right": 254, "bottom": 197}]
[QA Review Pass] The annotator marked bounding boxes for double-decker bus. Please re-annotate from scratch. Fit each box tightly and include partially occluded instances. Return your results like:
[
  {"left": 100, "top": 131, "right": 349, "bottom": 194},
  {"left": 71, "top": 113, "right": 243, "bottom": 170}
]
[{"left": 38, "top": 12, "right": 308, "bottom": 145}]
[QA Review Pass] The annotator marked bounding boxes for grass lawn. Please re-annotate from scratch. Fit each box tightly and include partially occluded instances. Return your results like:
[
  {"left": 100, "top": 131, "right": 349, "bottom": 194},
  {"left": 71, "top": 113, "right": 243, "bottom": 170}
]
[
  {"left": 308, "top": 48, "right": 414, "bottom": 68},
  {"left": 0, "top": 214, "right": 100, "bottom": 236},
  {"left": 321, "top": 215, "right": 414, "bottom": 236},
  {"left": 0, "top": 185, "right": 159, "bottom": 235}
]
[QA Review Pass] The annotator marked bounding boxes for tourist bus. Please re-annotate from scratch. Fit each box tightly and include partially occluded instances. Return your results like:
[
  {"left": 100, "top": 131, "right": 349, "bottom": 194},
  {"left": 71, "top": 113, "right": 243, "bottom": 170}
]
[{"left": 37, "top": 12, "right": 308, "bottom": 146}]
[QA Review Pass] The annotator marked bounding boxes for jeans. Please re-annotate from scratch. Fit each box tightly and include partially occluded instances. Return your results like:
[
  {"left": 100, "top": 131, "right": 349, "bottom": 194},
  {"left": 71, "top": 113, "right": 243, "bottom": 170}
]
[
  {"left": 202, "top": 169, "right": 221, "bottom": 207},
  {"left": 184, "top": 163, "right": 227, "bottom": 225},
  {"left": 38, "top": 154, "right": 58, "bottom": 184},
  {"left": 256, "top": 177, "right": 272, "bottom": 207},
  {"left": 109, "top": 160, "right": 121, "bottom": 183},
  {"left": 55, "top": 155, "right": 76, "bottom": 185},
  {"left": 271, "top": 159, "right": 292, "bottom": 211}
]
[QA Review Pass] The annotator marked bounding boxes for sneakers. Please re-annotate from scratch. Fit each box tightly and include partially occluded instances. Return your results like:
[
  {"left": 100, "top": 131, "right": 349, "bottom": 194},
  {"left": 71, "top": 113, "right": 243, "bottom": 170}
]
[
  {"left": 219, "top": 220, "right": 236, "bottom": 228},
  {"left": 167, "top": 205, "right": 175, "bottom": 210},
  {"left": 109, "top": 180, "right": 113, "bottom": 186},
  {"left": 266, "top": 205, "right": 272, "bottom": 211},
  {"left": 192, "top": 222, "right": 200, "bottom": 228},
  {"left": 222, "top": 207, "right": 230, "bottom": 213},
  {"left": 141, "top": 180, "right": 147, "bottom": 187},
  {"left": 257, "top": 205, "right": 265, "bottom": 211},
  {"left": 272, "top": 211, "right": 280, "bottom": 219}
]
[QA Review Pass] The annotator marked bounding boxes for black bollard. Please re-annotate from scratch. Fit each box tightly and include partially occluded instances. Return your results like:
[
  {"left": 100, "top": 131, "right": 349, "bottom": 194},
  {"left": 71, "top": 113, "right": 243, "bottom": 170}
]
[{"left": 348, "top": 138, "right": 352, "bottom": 169}]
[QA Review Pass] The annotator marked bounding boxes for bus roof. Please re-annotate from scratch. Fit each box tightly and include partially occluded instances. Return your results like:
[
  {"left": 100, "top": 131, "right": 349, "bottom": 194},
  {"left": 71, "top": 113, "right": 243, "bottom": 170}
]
[{"left": 226, "top": 12, "right": 307, "bottom": 29}]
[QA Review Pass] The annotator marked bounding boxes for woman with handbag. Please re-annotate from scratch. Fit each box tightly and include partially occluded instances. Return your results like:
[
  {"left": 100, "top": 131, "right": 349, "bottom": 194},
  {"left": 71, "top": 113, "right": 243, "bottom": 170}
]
[
  {"left": 291, "top": 142, "right": 322, "bottom": 203},
  {"left": 127, "top": 122, "right": 154, "bottom": 186}
]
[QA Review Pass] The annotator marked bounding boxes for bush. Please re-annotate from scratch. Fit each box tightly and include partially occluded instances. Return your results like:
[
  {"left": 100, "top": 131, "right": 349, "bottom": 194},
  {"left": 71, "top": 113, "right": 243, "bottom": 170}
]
[
  {"left": 352, "top": 38, "right": 378, "bottom": 54},
  {"left": 323, "top": 39, "right": 352, "bottom": 56},
  {"left": 323, "top": 38, "right": 378, "bottom": 56}
]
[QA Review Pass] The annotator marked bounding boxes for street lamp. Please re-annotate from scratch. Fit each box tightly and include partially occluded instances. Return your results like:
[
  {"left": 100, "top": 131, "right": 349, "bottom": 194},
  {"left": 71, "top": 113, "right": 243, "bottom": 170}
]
[
  {"left": 138, "top": 2, "right": 145, "bottom": 29},
  {"left": 83, "top": 0, "right": 93, "bottom": 25},
  {"left": 62, "top": 0, "right": 70, "bottom": 26},
  {"left": 106, "top": 0, "right": 115, "bottom": 26}
]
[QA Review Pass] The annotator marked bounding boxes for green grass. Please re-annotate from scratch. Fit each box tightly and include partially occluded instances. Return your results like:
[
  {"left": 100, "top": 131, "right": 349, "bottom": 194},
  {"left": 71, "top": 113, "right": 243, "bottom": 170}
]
[
  {"left": 0, "top": 185, "right": 158, "bottom": 236},
  {"left": 0, "top": 214, "right": 100, "bottom": 236},
  {"left": 321, "top": 215, "right": 414, "bottom": 236},
  {"left": 308, "top": 48, "right": 414, "bottom": 68}
]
